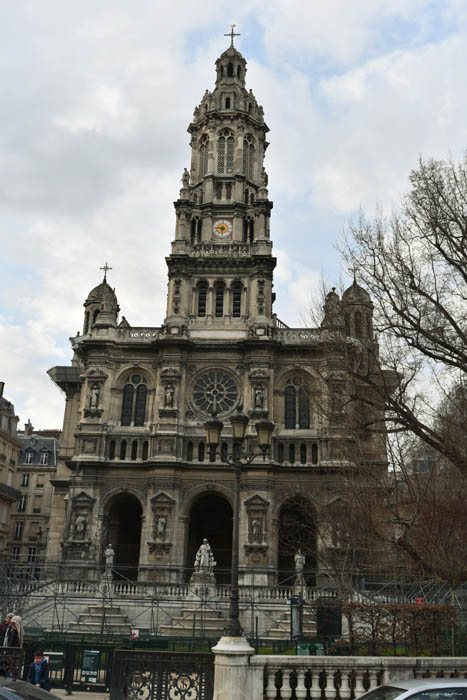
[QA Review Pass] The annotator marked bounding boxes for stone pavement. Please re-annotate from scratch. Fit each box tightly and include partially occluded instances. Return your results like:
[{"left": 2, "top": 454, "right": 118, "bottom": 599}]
[{"left": 52, "top": 689, "right": 109, "bottom": 700}]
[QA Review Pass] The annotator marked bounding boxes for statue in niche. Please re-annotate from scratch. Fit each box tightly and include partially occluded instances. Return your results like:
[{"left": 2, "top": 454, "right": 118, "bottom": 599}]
[
  {"left": 155, "top": 514, "right": 167, "bottom": 541},
  {"left": 89, "top": 384, "right": 100, "bottom": 409},
  {"left": 254, "top": 387, "right": 264, "bottom": 409},
  {"left": 164, "top": 384, "right": 174, "bottom": 408},
  {"left": 194, "top": 539, "right": 216, "bottom": 575},
  {"left": 261, "top": 166, "right": 268, "bottom": 187},
  {"left": 104, "top": 543, "right": 115, "bottom": 571},
  {"left": 182, "top": 168, "right": 190, "bottom": 188},
  {"left": 251, "top": 518, "right": 262, "bottom": 544},
  {"left": 73, "top": 514, "right": 87, "bottom": 540},
  {"left": 295, "top": 549, "right": 305, "bottom": 583}
]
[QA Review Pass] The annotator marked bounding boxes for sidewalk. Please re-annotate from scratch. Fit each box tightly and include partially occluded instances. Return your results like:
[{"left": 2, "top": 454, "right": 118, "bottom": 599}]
[{"left": 52, "top": 689, "right": 109, "bottom": 700}]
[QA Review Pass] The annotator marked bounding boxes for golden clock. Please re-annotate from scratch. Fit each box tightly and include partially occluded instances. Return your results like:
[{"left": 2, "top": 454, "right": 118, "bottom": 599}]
[{"left": 213, "top": 219, "right": 233, "bottom": 238}]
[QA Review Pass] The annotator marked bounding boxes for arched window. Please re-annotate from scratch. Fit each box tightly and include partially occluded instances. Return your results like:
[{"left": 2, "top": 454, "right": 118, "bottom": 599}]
[
  {"left": 217, "top": 130, "right": 234, "bottom": 173},
  {"left": 225, "top": 97, "right": 231, "bottom": 109},
  {"left": 289, "top": 444, "right": 295, "bottom": 464},
  {"left": 215, "top": 283, "right": 224, "bottom": 317},
  {"left": 300, "top": 444, "right": 307, "bottom": 465},
  {"left": 197, "top": 282, "right": 208, "bottom": 317},
  {"left": 277, "top": 443, "right": 284, "bottom": 464},
  {"left": 142, "top": 441, "right": 149, "bottom": 461},
  {"left": 120, "top": 440, "right": 127, "bottom": 460},
  {"left": 187, "top": 442, "right": 193, "bottom": 462},
  {"left": 109, "top": 440, "right": 116, "bottom": 460},
  {"left": 198, "top": 442, "right": 205, "bottom": 462},
  {"left": 311, "top": 443, "right": 318, "bottom": 465},
  {"left": 237, "top": 65, "right": 241, "bottom": 79},
  {"left": 199, "top": 135, "right": 209, "bottom": 176},
  {"left": 226, "top": 183, "right": 232, "bottom": 200},
  {"left": 227, "top": 62, "right": 233, "bottom": 77},
  {"left": 243, "top": 136, "right": 255, "bottom": 179},
  {"left": 131, "top": 440, "right": 138, "bottom": 460},
  {"left": 284, "top": 378, "right": 311, "bottom": 430},
  {"left": 92, "top": 309, "right": 100, "bottom": 325},
  {"left": 121, "top": 375, "right": 148, "bottom": 426},
  {"left": 244, "top": 189, "right": 249, "bottom": 204},
  {"left": 355, "top": 311, "right": 363, "bottom": 338},
  {"left": 232, "top": 283, "right": 242, "bottom": 317}
]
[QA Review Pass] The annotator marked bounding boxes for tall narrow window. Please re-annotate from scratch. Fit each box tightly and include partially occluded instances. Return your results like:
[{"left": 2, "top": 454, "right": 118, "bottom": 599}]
[
  {"left": 120, "top": 440, "right": 127, "bottom": 460},
  {"left": 311, "top": 443, "right": 318, "bottom": 465},
  {"left": 277, "top": 443, "right": 284, "bottom": 464},
  {"left": 92, "top": 309, "right": 99, "bottom": 325},
  {"left": 142, "top": 441, "right": 149, "bottom": 461},
  {"left": 249, "top": 219, "right": 254, "bottom": 242},
  {"left": 243, "top": 137, "right": 255, "bottom": 179},
  {"left": 221, "top": 442, "right": 228, "bottom": 462},
  {"left": 131, "top": 440, "right": 138, "bottom": 460},
  {"left": 39, "top": 451, "right": 49, "bottom": 465},
  {"left": 14, "top": 521, "right": 24, "bottom": 540},
  {"left": 109, "top": 440, "right": 116, "bottom": 460},
  {"left": 226, "top": 183, "right": 232, "bottom": 199},
  {"left": 289, "top": 444, "right": 295, "bottom": 464},
  {"left": 232, "top": 283, "right": 242, "bottom": 317},
  {"left": 198, "top": 442, "right": 205, "bottom": 462},
  {"left": 226, "top": 136, "right": 234, "bottom": 172},
  {"left": 243, "top": 220, "right": 248, "bottom": 242},
  {"left": 298, "top": 390, "right": 310, "bottom": 429},
  {"left": 191, "top": 219, "right": 196, "bottom": 243},
  {"left": 237, "top": 65, "right": 241, "bottom": 78},
  {"left": 17, "top": 496, "right": 27, "bottom": 513},
  {"left": 300, "top": 444, "right": 307, "bottom": 465},
  {"left": 355, "top": 311, "right": 363, "bottom": 338},
  {"left": 218, "top": 130, "right": 234, "bottom": 173},
  {"left": 134, "top": 385, "right": 147, "bottom": 426},
  {"left": 227, "top": 62, "right": 233, "bottom": 77},
  {"left": 84, "top": 312, "right": 90, "bottom": 334},
  {"left": 217, "top": 136, "right": 225, "bottom": 174},
  {"left": 21, "top": 473, "right": 29, "bottom": 487},
  {"left": 187, "top": 442, "right": 194, "bottom": 462},
  {"left": 215, "top": 284, "right": 224, "bottom": 317},
  {"left": 225, "top": 97, "right": 231, "bottom": 109},
  {"left": 285, "top": 386, "right": 296, "bottom": 429},
  {"left": 24, "top": 452, "right": 33, "bottom": 465},
  {"left": 121, "top": 385, "right": 134, "bottom": 426},
  {"left": 198, "top": 282, "right": 208, "bottom": 317}
]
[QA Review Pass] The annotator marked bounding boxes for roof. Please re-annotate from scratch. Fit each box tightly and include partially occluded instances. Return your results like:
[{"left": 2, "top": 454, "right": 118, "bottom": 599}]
[
  {"left": 18, "top": 434, "right": 58, "bottom": 466},
  {"left": 342, "top": 279, "right": 371, "bottom": 303}
]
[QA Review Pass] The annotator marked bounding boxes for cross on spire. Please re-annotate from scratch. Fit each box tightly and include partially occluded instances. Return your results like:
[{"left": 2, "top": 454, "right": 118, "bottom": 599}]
[
  {"left": 100, "top": 262, "right": 112, "bottom": 282},
  {"left": 224, "top": 24, "right": 240, "bottom": 48}
]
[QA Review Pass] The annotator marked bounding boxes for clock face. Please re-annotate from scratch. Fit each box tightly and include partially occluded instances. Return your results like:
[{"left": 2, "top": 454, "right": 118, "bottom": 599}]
[{"left": 213, "top": 219, "right": 233, "bottom": 238}]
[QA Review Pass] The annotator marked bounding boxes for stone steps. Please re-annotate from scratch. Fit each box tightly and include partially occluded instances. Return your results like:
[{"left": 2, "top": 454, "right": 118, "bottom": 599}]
[
  {"left": 159, "top": 606, "right": 227, "bottom": 637},
  {"left": 265, "top": 608, "right": 316, "bottom": 640},
  {"left": 68, "top": 604, "right": 131, "bottom": 635}
]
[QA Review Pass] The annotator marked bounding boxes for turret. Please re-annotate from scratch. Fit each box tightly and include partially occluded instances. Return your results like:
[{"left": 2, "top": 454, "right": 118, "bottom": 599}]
[
  {"left": 342, "top": 280, "right": 374, "bottom": 340},
  {"left": 83, "top": 272, "right": 120, "bottom": 334}
]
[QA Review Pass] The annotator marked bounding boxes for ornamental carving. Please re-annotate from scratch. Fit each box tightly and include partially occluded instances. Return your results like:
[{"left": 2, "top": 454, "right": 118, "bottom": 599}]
[{"left": 192, "top": 370, "right": 238, "bottom": 415}]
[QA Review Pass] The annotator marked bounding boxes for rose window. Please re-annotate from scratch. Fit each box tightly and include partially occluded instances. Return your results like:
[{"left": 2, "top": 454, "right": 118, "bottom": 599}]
[{"left": 192, "top": 371, "right": 238, "bottom": 414}]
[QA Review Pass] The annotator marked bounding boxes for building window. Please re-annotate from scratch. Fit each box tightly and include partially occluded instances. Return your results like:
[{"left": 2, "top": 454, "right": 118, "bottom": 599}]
[
  {"left": 277, "top": 443, "right": 284, "bottom": 464},
  {"left": 225, "top": 97, "right": 231, "bottom": 109},
  {"left": 21, "top": 473, "right": 29, "bottom": 488},
  {"left": 33, "top": 495, "right": 42, "bottom": 513},
  {"left": 197, "top": 282, "right": 208, "bottom": 317},
  {"left": 284, "top": 379, "right": 310, "bottom": 430},
  {"left": 221, "top": 442, "right": 228, "bottom": 462},
  {"left": 186, "top": 442, "right": 193, "bottom": 462},
  {"left": 198, "top": 442, "right": 205, "bottom": 462},
  {"left": 17, "top": 496, "right": 27, "bottom": 513},
  {"left": 14, "top": 521, "right": 24, "bottom": 541},
  {"left": 142, "top": 441, "right": 149, "bottom": 461},
  {"left": 121, "top": 375, "right": 148, "bottom": 426},
  {"left": 243, "top": 136, "right": 255, "bottom": 179},
  {"left": 300, "top": 444, "right": 307, "bottom": 465},
  {"left": 227, "top": 62, "right": 233, "bottom": 77},
  {"left": 131, "top": 440, "right": 138, "bottom": 460},
  {"left": 311, "top": 443, "right": 318, "bottom": 465},
  {"left": 120, "top": 440, "right": 127, "bottom": 460},
  {"left": 232, "top": 283, "right": 242, "bottom": 317},
  {"left": 109, "top": 440, "right": 116, "bottom": 460},
  {"left": 215, "top": 284, "right": 225, "bottom": 317},
  {"left": 11, "top": 546, "right": 20, "bottom": 561},
  {"left": 36, "top": 475, "right": 44, "bottom": 488},
  {"left": 289, "top": 444, "right": 295, "bottom": 464},
  {"left": 355, "top": 311, "right": 363, "bottom": 338},
  {"left": 28, "top": 547, "right": 37, "bottom": 563},
  {"left": 39, "top": 451, "right": 49, "bottom": 465},
  {"left": 217, "top": 130, "right": 234, "bottom": 174},
  {"left": 24, "top": 451, "right": 33, "bottom": 465}
]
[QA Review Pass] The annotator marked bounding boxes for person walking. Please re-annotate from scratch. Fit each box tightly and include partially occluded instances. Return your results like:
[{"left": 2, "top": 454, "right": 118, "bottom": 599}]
[
  {"left": 4, "top": 615, "right": 23, "bottom": 648},
  {"left": 1, "top": 614, "right": 14, "bottom": 646},
  {"left": 26, "top": 650, "right": 50, "bottom": 691}
]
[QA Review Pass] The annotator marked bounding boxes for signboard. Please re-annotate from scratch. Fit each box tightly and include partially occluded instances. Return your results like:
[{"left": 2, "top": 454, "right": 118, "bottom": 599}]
[
  {"left": 81, "top": 650, "right": 101, "bottom": 684},
  {"left": 415, "top": 597, "right": 425, "bottom": 604},
  {"left": 290, "top": 597, "right": 303, "bottom": 640},
  {"left": 44, "top": 652, "right": 63, "bottom": 671},
  {"left": 130, "top": 628, "right": 140, "bottom": 640}
]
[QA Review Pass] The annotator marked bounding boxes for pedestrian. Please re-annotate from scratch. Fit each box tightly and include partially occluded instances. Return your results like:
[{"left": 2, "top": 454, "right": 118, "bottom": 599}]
[
  {"left": 4, "top": 615, "right": 23, "bottom": 648},
  {"left": 26, "top": 650, "right": 50, "bottom": 691},
  {"left": 1, "top": 614, "right": 14, "bottom": 646}
]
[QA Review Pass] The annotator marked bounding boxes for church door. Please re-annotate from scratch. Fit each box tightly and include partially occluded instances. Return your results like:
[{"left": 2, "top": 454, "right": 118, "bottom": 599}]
[
  {"left": 186, "top": 494, "right": 233, "bottom": 584},
  {"left": 106, "top": 493, "right": 142, "bottom": 580}
]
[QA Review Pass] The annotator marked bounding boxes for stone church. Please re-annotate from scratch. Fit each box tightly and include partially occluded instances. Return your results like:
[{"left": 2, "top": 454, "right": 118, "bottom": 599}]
[{"left": 46, "top": 38, "right": 386, "bottom": 625}]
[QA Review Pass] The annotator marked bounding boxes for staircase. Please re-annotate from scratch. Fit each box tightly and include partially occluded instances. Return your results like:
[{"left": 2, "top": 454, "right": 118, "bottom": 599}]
[
  {"left": 159, "top": 605, "right": 227, "bottom": 637},
  {"left": 265, "top": 606, "right": 316, "bottom": 640},
  {"left": 68, "top": 604, "right": 131, "bottom": 636}
]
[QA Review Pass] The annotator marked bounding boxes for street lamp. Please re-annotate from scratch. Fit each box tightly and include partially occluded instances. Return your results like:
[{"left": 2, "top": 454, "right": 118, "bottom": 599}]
[{"left": 204, "top": 407, "right": 274, "bottom": 637}]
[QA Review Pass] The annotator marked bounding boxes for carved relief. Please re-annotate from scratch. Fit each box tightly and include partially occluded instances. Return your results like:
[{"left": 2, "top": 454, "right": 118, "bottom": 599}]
[
  {"left": 83, "top": 369, "right": 107, "bottom": 418},
  {"left": 64, "top": 492, "right": 96, "bottom": 561},
  {"left": 244, "top": 494, "right": 269, "bottom": 563},
  {"left": 148, "top": 493, "right": 176, "bottom": 558},
  {"left": 159, "top": 367, "right": 181, "bottom": 417}
]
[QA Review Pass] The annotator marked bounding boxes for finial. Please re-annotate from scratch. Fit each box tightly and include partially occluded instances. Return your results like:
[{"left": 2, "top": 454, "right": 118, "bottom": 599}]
[
  {"left": 224, "top": 24, "right": 240, "bottom": 48},
  {"left": 100, "top": 262, "right": 112, "bottom": 282},
  {"left": 349, "top": 266, "right": 357, "bottom": 284}
]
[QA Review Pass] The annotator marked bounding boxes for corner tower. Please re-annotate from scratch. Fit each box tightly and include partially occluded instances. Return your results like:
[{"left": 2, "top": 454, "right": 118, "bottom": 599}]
[{"left": 165, "top": 34, "right": 275, "bottom": 339}]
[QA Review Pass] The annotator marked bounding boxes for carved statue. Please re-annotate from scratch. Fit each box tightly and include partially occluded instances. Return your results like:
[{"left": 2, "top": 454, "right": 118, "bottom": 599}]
[
  {"left": 104, "top": 544, "right": 115, "bottom": 570},
  {"left": 89, "top": 384, "right": 99, "bottom": 409},
  {"left": 251, "top": 518, "right": 262, "bottom": 543},
  {"left": 261, "top": 166, "right": 268, "bottom": 187},
  {"left": 164, "top": 384, "right": 174, "bottom": 408},
  {"left": 194, "top": 539, "right": 216, "bottom": 574},
  {"left": 295, "top": 549, "right": 305, "bottom": 582},
  {"left": 74, "top": 514, "right": 87, "bottom": 540},
  {"left": 182, "top": 168, "right": 190, "bottom": 188},
  {"left": 155, "top": 514, "right": 167, "bottom": 540},
  {"left": 254, "top": 387, "right": 264, "bottom": 409}
]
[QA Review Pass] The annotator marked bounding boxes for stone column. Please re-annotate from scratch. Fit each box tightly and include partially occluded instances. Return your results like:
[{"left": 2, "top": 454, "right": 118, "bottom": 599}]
[{"left": 212, "top": 637, "right": 254, "bottom": 700}]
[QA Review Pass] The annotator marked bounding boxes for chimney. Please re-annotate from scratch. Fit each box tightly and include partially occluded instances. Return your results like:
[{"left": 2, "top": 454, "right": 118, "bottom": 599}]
[
  {"left": 25, "top": 419, "right": 34, "bottom": 437},
  {"left": 0, "top": 382, "right": 4, "bottom": 397}
]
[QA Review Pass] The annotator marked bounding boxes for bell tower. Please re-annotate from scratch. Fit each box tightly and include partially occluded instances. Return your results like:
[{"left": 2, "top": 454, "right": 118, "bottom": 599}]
[{"left": 164, "top": 29, "right": 275, "bottom": 338}]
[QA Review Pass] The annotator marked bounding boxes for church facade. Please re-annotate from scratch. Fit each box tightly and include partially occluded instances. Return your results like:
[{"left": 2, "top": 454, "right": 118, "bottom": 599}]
[{"left": 47, "top": 41, "right": 386, "bottom": 595}]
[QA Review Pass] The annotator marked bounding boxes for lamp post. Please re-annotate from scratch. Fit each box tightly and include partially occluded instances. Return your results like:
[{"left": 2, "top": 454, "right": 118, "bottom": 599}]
[{"left": 204, "top": 408, "right": 274, "bottom": 637}]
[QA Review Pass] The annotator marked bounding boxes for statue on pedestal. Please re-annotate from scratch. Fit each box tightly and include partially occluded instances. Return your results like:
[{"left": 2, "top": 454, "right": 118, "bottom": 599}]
[
  {"left": 104, "top": 543, "right": 115, "bottom": 576},
  {"left": 194, "top": 539, "right": 216, "bottom": 575},
  {"left": 295, "top": 548, "right": 305, "bottom": 585},
  {"left": 73, "top": 514, "right": 87, "bottom": 540}
]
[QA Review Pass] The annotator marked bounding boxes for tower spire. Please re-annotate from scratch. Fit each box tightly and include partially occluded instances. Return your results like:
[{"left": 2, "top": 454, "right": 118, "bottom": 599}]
[
  {"left": 100, "top": 262, "right": 112, "bottom": 282},
  {"left": 224, "top": 24, "right": 240, "bottom": 48}
]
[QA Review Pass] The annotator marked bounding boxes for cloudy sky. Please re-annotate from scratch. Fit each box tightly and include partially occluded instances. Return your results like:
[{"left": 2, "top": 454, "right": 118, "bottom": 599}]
[{"left": 1, "top": 0, "right": 467, "bottom": 428}]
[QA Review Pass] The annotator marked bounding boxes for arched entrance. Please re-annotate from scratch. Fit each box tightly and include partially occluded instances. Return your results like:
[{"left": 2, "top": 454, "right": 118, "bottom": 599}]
[
  {"left": 105, "top": 493, "right": 142, "bottom": 580},
  {"left": 186, "top": 494, "right": 233, "bottom": 583},
  {"left": 278, "top": 496, "right": 316, "bottom": 586}
]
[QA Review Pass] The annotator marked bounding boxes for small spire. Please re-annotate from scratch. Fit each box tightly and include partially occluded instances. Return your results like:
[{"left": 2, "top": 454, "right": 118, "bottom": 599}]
[
  {"left": 224, "top": 24, "right": 240, "bottom": 48},
  {"left": 100, "top": 262, "right": 112, "bottom": 282}
]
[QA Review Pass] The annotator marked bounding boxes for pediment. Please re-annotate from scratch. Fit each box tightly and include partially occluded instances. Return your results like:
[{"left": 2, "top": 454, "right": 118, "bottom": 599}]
[{"left": 244, "top": 494, "right": 269, "bottom": 509}]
